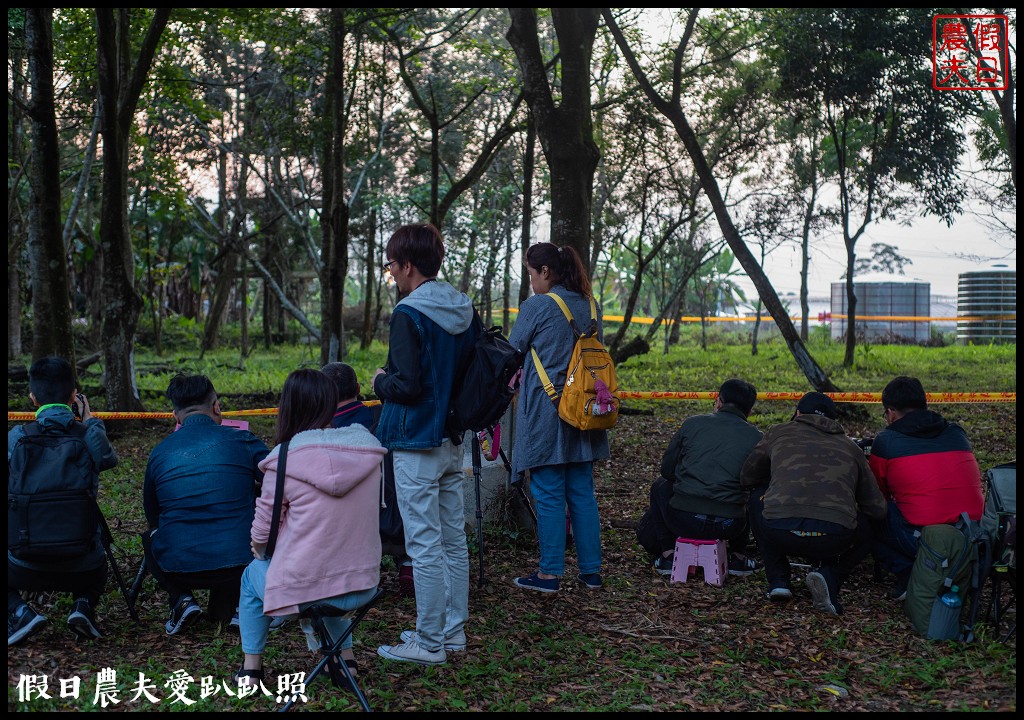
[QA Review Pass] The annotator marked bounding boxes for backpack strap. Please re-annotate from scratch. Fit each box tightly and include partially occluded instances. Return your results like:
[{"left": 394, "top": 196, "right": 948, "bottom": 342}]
[
  {"left": 265, "top": 440, "right": 290, "bottom": 559},
  {"left": 528, "top": 293, "right": 597, "bottom": 404}
]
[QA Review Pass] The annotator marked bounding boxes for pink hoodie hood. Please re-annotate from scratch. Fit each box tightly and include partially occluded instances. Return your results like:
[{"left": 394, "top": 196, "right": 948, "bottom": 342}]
[{"left": 258, "top": 425, "right": 386, "bottom": 497}]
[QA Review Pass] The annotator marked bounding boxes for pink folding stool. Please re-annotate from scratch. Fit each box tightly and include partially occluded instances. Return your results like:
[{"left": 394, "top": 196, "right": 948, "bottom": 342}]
[{"left": 670, "top": 538, "right": 727, "bottom": 587}]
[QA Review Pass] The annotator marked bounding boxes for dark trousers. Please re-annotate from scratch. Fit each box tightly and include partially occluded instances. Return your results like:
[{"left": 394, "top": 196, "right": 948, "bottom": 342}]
[
  {"left": 8, "top": 561, "right": 107, "bottom": 612},
  {"left": 747, "top": 489, "right": 874, "bottom": 594},
  {"left": 142, "top": 532, "right": 244, "bottom": 621},
  {"left": 636, "top": 476, "right": 750, "bottom": 557},
  {"left": 872, "top": 501, "right": 921, "bottom": 579}
]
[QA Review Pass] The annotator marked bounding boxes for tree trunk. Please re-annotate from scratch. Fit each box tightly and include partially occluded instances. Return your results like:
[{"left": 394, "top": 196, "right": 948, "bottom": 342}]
[
  {"left": 507, "top": 8, "right": 600, "bottom": 267},
  {"left": 361, "top": 193, "right": 377, "bottom": 350},
  {"left": 201, "top": 254, "right": 237, "bottom": 355},
  {"left": 26, "top": 8, "right": 75, "bottom": 365},
  {"left": 95, "top": 8, "right": 170, "bottom": 410},
  {"left": 844, "top": 245, "right": 858, "bottom": 366},
  {"left": 752, "top": 300, "right": 763, "bottom": 356},
  {"left": 240, "top": 257, "right": 249, "bottom": 361},
  {"left": 604, "top": 10, "right": 839, "bottom": 392},
  {"left": 798, "top": 138, "right": 819, "bottom": 343},
  {"left": 518, "top": 112, "right": 536, "bottom": 305},
  {"left": 8, "top": 26, "right": 26, "bottom": 360},
  {"left": 262, "top": 272, "right": 272, "bottom": 349},
  {"left": 321, "top": 7, "right": 348, "bottom": 365}
]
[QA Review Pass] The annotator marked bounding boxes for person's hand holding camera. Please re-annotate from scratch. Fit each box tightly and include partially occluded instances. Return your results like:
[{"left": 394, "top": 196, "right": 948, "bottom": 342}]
[{"left": 72, "top": 392, "right": 92, "bottom": 422}]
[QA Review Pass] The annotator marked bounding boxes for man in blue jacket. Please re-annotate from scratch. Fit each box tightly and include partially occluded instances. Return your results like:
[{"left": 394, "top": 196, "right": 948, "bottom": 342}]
[
  {"left": 374, "top": 223, "right": 478, "bottom": 666},
  {"left": 143, "top": 374, "right": 268, "bottom": 635}
]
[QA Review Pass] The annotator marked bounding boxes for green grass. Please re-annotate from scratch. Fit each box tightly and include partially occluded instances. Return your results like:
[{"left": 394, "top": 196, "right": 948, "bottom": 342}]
[{"left": 6, "top": 336, "right": 1017, "bottom": 712}]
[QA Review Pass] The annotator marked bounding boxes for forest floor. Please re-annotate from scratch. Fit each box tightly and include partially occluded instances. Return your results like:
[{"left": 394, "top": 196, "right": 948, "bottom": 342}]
[{"left": 6, "top": 392, "right": 1016, "bottom": 712}]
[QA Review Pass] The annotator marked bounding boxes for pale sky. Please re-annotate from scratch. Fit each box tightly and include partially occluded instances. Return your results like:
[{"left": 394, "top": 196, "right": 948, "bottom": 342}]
[{"left": 739, "top": 210, "right": 1016, "bottom": 302}]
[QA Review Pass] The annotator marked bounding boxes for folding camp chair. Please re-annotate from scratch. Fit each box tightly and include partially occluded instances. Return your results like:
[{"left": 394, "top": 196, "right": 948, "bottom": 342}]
[
  {"left": 981, "top": 462, "right": 1016, "bottom": 641},
  {"left": 280, "top": 587, "right": 384, "bottom": 713}
]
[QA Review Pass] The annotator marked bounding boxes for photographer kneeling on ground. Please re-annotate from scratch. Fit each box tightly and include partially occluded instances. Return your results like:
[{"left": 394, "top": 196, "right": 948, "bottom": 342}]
[
  {"left": 740, "top": 392, "right": 886, "bottom": 615},
  {"left": 8, "top": 357, "right": 118, "bottom": 644}
]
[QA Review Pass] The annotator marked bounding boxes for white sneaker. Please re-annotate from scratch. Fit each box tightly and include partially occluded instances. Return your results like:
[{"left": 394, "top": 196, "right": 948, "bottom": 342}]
[
  {"left": 377, "top": 639, "right": 446, "bottom": 665},
  {"left": 400, "top": 629, "right": 467, "bottom": 652},
  {"left": 299, "top": 619, "right": 320, "bottom": 651}
]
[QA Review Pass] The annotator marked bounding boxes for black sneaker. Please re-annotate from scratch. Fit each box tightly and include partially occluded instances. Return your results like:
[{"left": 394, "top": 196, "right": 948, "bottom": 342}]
[
  {"left": 727, "top": 553, "right": 762, "bottom": 577},
  {"left": 8, "top": 604, "right": 47, "bottom": 645},
  {"left": 888, "top": 573, "right": 910, "bottom": 602},
  {"left": 67, "top": 599, "right": 103, "bottom": 640},
  {"left": 165, "top": 595, "right": 202, "bottom": 635},
  {"left": 653, "top": 555, "right": 674, "bottom": 577}
]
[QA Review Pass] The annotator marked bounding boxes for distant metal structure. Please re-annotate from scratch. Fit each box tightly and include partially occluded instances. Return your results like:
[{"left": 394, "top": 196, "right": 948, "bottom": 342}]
[
  {"left": 830, "top": 277, "right": 931, "bottom": 343},
  {"left": 957, "top": 266, "right": 1016, "bottom": 344}
]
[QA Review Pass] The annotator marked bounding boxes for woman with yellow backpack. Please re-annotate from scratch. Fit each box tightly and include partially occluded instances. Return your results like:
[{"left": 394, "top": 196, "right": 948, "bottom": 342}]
[{"left": 509, "top": 242, "right": 616, "bottom": 593}]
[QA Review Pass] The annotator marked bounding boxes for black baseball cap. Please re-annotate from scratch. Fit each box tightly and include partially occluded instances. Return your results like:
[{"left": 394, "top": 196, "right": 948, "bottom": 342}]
[{"left": 796, "top": 391, "right": 837, "bottom": 420}]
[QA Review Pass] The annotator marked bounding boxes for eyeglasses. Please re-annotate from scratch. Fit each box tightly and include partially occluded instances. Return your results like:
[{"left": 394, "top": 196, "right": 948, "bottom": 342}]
[{"left": 382, "top": 259, "right": 398, "bottom": 275}]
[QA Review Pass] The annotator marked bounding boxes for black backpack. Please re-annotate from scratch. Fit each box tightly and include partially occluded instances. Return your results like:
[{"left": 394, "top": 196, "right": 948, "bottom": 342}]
[
  {"left": 446, "top": 312, "right": 524, "bottom": 443},
  {"left": 8, "top": 421, "right": 99, "bottom": 560}
]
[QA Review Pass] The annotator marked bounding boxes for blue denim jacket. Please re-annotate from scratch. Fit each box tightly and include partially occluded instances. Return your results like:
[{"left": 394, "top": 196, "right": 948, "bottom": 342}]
[
  {"left": 143, "top": 414, "right": 269, "bottom": 573},
  {"left": 375, "top": 304, "right": 476, "bottom": 449}
]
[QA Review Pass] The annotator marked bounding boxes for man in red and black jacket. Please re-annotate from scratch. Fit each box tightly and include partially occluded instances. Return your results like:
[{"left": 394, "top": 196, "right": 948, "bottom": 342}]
[{"left": 869, "top": 376, "right": 984, "bottom": 600}]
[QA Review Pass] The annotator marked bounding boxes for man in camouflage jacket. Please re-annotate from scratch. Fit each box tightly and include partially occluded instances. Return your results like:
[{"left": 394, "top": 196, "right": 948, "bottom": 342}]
[{"left": 740, "top": 392, "right": 886, "bottom": 615}]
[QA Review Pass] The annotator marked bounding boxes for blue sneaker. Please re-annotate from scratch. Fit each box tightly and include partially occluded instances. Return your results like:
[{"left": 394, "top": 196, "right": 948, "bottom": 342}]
[
  {"left": 577, "top": 573, "right": 603, "bottom": 589},
  {"left": 513, "top": 573, "right": 560, "bottom": 593}
]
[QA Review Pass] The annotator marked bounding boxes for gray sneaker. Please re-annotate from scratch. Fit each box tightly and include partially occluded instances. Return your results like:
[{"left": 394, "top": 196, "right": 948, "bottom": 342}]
[
  {"left": 768, "top": 587, "right": 793, "bottom": 602},
  {"left": 806, "top": 571, "right": 837, "bottom": 615},
  {"left": 400, "top": 629, "right": 467, "bottom": 652},
  {"left": 377, "top": 639, "right": 446, "bottom": 665}
]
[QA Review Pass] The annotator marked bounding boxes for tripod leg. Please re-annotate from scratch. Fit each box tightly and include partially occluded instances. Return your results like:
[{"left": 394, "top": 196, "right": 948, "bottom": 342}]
[
  {"left": 104, "top": 540, "right": 140, "bottom": 623},
  {"left": 472, "top": 434, "right": 486, "bottom": 588}
]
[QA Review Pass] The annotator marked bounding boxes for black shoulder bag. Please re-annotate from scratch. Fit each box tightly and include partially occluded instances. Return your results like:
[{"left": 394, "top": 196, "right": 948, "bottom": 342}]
[{"left": 264, "top": 440, "right": 290, "bottom": 560}]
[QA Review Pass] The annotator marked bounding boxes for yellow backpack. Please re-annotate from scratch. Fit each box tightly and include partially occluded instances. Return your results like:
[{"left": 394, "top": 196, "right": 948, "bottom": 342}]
[{"left": 530, "top": 293, "right": 619, "bottom": 431}]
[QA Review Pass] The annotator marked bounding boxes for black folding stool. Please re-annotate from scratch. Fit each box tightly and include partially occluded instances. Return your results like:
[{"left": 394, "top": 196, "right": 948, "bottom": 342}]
[{"left": 280, "top": 586, "right": 384, "bottom": 713}]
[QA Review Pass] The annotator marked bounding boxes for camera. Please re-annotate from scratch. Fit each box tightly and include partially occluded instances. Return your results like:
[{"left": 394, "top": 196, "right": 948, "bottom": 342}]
[
  {"left": 72, "top": 393, "right": 85, "bottom": 421},
  {"left": 852, "top": 436, "right": 873, "bottom": 458}
]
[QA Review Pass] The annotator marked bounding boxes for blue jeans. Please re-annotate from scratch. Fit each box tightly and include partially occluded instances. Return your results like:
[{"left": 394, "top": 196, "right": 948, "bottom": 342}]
[
  {"left": 392, "top": 441, "right": 470, "bottom": 652},
  {"left": 239, "top": 558, "right": 378, "bottom": 655},
  {"left": 872, "top": 501, "right": 921, "bottom": 578},
  {"left": 529, "top": 462, "right": 602, "bottom": 576}
]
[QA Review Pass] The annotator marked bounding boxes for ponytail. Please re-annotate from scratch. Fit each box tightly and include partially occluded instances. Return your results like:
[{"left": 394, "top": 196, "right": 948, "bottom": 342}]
[{"left": 525, "top": 242, "right": 593, "bottom": 299}]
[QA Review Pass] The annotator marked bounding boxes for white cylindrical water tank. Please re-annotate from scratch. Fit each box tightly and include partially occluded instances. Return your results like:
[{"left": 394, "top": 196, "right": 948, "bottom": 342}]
[{"left": 957, "top": 266, "right": 1016, "bottom": 344}]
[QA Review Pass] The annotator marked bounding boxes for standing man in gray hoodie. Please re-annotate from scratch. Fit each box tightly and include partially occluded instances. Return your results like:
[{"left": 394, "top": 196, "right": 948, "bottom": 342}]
[{"left": 373, "top": 223, "right": 478, "bottom": 665}]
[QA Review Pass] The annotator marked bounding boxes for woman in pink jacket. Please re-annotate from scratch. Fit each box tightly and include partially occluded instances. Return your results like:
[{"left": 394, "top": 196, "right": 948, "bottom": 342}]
[{"left": 235, "top": 369, "right": 386, "bottom": 687}]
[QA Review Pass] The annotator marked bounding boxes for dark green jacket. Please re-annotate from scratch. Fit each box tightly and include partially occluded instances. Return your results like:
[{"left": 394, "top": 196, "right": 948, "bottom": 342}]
[
  {"left": 663, "top": 405, "right": 763, "bottom": 518},
  {"left": 739, "top": 414, "right": 886, "bottom": 529}
]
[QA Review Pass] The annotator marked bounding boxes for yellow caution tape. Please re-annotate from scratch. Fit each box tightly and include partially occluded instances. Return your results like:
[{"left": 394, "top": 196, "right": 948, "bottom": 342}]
[
  {"left": 507, "top": 308, "right": 1016, "bottom": 323},
  {"left": 6, "top": 392, "right": 1014, "bottom": 421}
]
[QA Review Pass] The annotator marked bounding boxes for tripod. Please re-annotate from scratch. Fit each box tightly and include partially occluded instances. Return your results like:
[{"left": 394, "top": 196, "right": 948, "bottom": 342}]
[{"left": 471, "top": 426, "right": 539, "bottom": 588}]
